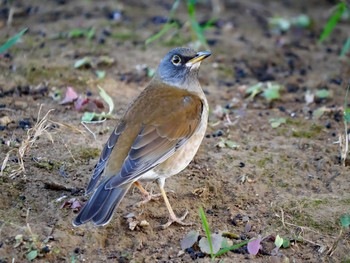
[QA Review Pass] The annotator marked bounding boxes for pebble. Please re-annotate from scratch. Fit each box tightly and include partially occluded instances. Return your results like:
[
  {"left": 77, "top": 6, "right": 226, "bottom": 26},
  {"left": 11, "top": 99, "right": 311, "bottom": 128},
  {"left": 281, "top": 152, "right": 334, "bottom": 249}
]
[
  {"left": 41, "top": 245, "right": 50, "bottom": 253},
  {"left": 151, "top": 16, "right": 167, "bottom": 24},
  {"left": 239, "top": 162, "right": 245, "bottom": 168},
  {"left": 0, "top": 116, "right": 11, "bottom": 126},
  {"left": 18, "top": 119, "right": 31, "bottom": 129},
  {"left": 206, "top": 209, "right": 214, "bottom": 215},
  {"left": 213, "top": 130, "right": 224, "bottom": 137},
  {"left": 177, "top": 250, "right": 185, "bottom": 257},
  {"left": 14, "top": 101, "right": 28, "bottom": 109}
]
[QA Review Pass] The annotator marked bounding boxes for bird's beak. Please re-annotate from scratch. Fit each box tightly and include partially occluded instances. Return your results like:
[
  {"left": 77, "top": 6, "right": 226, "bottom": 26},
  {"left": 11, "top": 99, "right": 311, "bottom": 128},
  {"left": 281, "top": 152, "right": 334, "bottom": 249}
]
[{"left": 186, "top": 51, "right": 211, "bottom": 67}]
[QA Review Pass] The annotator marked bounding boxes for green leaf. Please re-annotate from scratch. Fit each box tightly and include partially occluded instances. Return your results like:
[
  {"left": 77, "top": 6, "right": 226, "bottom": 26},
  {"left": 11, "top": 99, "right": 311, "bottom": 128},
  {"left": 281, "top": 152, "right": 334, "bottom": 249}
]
[
  {"left": 282, "top": 238, "right": 290, "bottom": 248},
  {"left": 246, "top": 83, "right": 263, "bottom": 100},
  {"left": 340, "top": 36, "right": 350, "bottom": 58},
  {"left": 145, "top": 22, "right": 178, "bottom": 45},
  {"left": 168, "top": 0, "right": 181, "bottom": 20},
  {"left": 217, "top": 138, "right": 240, "bottom": 149},
  {"left": 269, "top": 17, "right": 291, "bottom": 31},
  {"left": 340, "top": 214, "right": 350, "bottom": 228},
  {"left": 187, "top": 0, "right": 209, "bottom": 49},
  {"left": 68, "top": 29, "right": 86, "bottom": 38},
  {"left": 67, "top": 27, "right": 95, "bottom": 40},
  {"left": 95, "top": 70, "right": 106, "bottom": 79},
  {"left": 225, "top": 140, "right": 239, "bottom": 149},
  {"left": 98, "top": 86, "right": 114, "bottom": 114},
  {"left": 74, "top": 57, "right": 92, "bottom": 68},
  {"left": 14, "top": 234, "right": 23, "bottom": 248},
  {"left": 275, "top": 235, "right": 284, "bottom": 248},
  {"left": 26, "top": 250, "right": 38, "bottom": 261},
  {"left": 81, "top": 112, "right": 96, "bottom": 122},
  {"left": 86, "top": 27, "right": 95, "bottom": 40},
  {"left": 199, "top": 207, "right": 213, "bottom": 257},
  {"left": 246, "top": 83, "right": 262, "bottom": 94},
  {"left": 312, "top": 107, "right": 327, "bottom": 120},
  {"left": 220, "top": 237, "right": 230, "bottom": 249},
  {"left": 269, "top": 118, "right": 286, "bottom": 128},
  {"left": 0, "top": 28, "right": 28, "bottom": 54},
  {"left": 291, "top": 14, "right": 311, "bottom": 28},
  {"left": 145, "top": 0, "right": 180, "bottom": 45},
  {"left": 263, "top": 83, "right": 282, "bottom": 101},
  {"left": 344, "top": 108, "right": 350, "bottom": 123},
  {"left": 315, "top": 89, "right": 331, "bottom": 99},
  {"left": 96, "top": 56, "right": 115, "bottom": 67},
  {"left": 147, "top": 68, "right": 155, "bottom": 78},
  {"left": 319, "top": 2, "right": 346, "bottom": 42},
  {"left": 201, "top": 17, "right": 217, "bottom": 30}
]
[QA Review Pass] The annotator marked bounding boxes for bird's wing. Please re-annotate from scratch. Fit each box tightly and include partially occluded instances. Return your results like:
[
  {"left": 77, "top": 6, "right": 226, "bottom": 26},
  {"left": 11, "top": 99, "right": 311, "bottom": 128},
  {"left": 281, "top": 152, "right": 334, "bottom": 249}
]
[
  {"left": 85, "top": 121, "right": 126, "bottom": 194},
  {"left": 103, "top": 84, "right": 204, "bottom": 189}
]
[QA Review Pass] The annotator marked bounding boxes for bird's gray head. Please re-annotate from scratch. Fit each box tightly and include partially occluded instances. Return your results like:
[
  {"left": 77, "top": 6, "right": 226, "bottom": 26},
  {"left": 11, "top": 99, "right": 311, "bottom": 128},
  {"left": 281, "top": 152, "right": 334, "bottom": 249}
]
[{"left": 154, "top": 47, "right": 211, "bottom": 89}]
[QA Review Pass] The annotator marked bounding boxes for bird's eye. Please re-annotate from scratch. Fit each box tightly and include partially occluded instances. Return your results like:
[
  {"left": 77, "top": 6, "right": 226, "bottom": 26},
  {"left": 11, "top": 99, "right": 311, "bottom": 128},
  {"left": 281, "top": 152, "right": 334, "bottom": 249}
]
[{"left": 171, "top": 55, "right": 181, "bottom": 66}]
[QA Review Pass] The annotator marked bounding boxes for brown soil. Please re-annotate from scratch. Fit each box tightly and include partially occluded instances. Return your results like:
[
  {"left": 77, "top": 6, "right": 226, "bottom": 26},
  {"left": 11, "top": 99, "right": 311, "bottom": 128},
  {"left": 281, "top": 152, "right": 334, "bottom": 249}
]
[{"left": 1, "top": 0, "right": 350, "bottom": 262}]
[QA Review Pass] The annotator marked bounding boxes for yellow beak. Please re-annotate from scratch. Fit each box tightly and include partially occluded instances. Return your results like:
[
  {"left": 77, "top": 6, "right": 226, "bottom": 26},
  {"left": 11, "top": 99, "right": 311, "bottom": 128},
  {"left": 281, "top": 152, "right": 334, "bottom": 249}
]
[{"left": 186, "top": 51, "right": 211, "bottom": 66}]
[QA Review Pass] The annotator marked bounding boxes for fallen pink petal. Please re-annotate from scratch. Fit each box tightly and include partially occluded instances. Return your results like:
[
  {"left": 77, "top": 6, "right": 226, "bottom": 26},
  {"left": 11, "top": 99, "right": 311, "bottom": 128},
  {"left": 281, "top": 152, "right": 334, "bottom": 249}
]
[
  {"left": 247, "top": 238, "right": 262, "bottom": 255},
  {"left": 74, "top": 96, "right": 88, "bottom": 111},
  {"left": 60, "top": 87, "right": 79, "bottom": 105}
]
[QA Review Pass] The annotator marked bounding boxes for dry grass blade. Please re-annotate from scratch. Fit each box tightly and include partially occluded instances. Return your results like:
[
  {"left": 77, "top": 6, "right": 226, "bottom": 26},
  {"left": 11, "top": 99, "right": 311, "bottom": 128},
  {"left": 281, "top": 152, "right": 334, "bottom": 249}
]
[
  {"left": 339, "top": 133, "right": 349, "bottom": 166},
  {"left": 1, "top": 106, "right": 55, "bottom": 178}
]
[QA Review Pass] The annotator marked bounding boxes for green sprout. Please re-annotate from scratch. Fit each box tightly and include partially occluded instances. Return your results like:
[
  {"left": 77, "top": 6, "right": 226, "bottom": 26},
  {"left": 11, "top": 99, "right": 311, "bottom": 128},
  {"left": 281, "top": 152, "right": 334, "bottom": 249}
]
[
  {"left": 145, "top": 0, "right": 214, "bottom": 48},
  {"left": 0, "top": 28, "right": 28, "bottom": 54}
]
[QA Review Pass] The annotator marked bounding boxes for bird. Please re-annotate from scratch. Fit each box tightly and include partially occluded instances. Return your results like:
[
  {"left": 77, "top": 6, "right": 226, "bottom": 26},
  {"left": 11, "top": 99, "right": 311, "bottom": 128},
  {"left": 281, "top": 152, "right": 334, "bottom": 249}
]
[{"left": 73, "top": 47, "right": 211, "bottom": 229}]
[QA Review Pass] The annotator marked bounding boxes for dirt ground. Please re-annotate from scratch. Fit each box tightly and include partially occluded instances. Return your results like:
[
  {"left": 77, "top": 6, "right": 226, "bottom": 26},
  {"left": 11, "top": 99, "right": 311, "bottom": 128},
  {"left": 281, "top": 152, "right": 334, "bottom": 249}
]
[{"left": 0, "top": 0, "right": 350, "bottom": 262}]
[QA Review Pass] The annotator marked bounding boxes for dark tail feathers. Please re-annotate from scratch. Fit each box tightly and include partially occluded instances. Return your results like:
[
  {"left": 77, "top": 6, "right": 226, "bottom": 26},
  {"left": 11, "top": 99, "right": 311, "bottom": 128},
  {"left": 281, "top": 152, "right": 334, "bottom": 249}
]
[{"left": 73, "top": 181, "right": 131, "bottom": 226}]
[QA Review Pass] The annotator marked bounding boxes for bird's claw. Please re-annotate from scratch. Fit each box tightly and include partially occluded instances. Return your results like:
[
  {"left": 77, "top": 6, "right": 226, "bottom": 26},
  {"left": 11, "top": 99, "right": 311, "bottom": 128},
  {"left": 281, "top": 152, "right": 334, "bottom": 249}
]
[
  {"left": 160, "top": 210, "right": 192, "bottom": 229},
  {"left": 134, "top": 192, "right": 162, "bottom": 208}
]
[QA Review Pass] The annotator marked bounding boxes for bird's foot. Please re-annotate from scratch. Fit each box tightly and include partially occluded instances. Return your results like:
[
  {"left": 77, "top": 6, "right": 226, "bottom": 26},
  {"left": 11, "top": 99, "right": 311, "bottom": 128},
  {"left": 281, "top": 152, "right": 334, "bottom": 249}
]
[
  {"left": 134, "top": 189, "right": 175, "bottom": 208},
  {"left": 160, "top": 210, "right": 192, "bottom": 229},
  {"left": 134, "top": 191, "right": 162, "bottom": 207}
]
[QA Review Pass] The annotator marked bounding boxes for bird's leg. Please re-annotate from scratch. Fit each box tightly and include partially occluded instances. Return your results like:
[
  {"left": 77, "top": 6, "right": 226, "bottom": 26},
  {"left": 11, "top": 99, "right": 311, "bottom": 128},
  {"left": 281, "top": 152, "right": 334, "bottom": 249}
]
[
  {"left": 133, "top": 181, "right": 162, "bottom": 207},
  {"left": 157, "top": 179, "right": 192, "bottom": 229}
]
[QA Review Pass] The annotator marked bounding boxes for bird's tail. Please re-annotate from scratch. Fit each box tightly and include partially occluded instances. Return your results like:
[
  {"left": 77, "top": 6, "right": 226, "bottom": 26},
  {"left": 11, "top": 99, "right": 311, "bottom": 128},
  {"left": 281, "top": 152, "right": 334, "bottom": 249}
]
[{"left": 73, "top": 180, "right": 131, "bottom": 227}]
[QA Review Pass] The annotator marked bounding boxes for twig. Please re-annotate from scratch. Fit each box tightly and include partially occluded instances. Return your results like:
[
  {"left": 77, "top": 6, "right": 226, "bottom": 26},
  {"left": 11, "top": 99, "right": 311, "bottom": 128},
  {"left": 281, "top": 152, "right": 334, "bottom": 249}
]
[
  {"left": 280, "top": 208, "right": 286, "bottom": 228},
  {"left": 7, "top": 7, "right": 14, "bottom": 27},
  {"left": 327, "top": 228, "right": 343, "bottom": 256}
]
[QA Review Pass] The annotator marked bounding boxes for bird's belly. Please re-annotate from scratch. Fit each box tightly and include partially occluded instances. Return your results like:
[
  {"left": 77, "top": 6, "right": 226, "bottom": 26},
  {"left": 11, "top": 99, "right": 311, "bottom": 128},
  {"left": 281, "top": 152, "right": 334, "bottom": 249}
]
[{"left": 139, "top": 109, "right": 208, "bottom": 182}]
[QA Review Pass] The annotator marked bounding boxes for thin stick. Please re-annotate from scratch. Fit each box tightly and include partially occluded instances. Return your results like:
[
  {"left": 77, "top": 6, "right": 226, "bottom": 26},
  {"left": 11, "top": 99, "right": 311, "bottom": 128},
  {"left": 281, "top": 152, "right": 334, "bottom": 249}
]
[{"left": 81, "top": 122, "right": 97, "bottom": 141}]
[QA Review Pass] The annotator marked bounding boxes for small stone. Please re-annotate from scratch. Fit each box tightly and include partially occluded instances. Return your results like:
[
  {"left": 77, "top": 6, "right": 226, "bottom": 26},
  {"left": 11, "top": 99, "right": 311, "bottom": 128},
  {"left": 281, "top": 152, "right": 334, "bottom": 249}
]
[
  {"left": 177, "top": 250, "right": 185, "bottom": 257},
  {"left": 14, "top": 101, "right": 28, "bottom": 109},
  {"left": 18, "top": 119, "right": 31, "bottom": 129},
  {"left": 128, "top": 220, "right": 138, "bottom": 231},
  {"left": 124, "top": 212, "right": 136, "bottom": 218},
  {"left": 0, "top": 116, "right": 11, "bottom": 126},
  {"left": 139, "top": 220, "right": 149, "bottom": 227},
  {"left": 41, "top": 245, "right": 50, "bottom": 253}
]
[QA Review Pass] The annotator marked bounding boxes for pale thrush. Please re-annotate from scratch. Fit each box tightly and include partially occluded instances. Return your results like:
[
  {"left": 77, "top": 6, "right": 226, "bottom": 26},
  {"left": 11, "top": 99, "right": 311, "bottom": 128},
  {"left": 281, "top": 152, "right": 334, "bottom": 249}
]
[{"left": 73, "top": 47, "right": 211, "bottom": 228}]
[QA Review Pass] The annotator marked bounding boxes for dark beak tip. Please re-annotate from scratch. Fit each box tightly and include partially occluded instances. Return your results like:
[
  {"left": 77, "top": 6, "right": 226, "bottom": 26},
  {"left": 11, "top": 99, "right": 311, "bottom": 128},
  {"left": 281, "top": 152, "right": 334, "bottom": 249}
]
[{"left": 197, "top": 51, "right": 212, "bottom": 58}]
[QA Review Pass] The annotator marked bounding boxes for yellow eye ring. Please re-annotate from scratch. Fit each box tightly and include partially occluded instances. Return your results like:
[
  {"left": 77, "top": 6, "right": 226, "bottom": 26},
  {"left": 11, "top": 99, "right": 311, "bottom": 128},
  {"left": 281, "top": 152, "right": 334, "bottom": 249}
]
[{"left": 171, "top": 55, "right": 181, "bottom": 66}]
